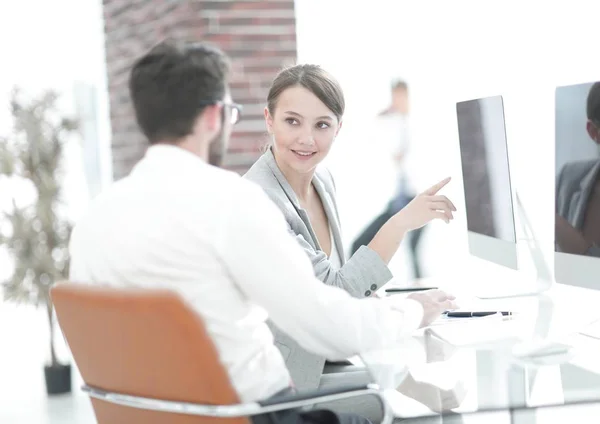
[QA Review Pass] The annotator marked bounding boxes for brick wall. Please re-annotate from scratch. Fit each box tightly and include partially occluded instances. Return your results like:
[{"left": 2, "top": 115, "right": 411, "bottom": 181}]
[{"left": 102, "top": 0, "right": 297, "bottom": 180}]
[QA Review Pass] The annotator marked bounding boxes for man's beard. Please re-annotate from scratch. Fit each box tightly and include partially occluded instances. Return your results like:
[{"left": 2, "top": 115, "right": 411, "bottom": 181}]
[{"left": 208, "top": 130, "right": 227, "bottom": 167}]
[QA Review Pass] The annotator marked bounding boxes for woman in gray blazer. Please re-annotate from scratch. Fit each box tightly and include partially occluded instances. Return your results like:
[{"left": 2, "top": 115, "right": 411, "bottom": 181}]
[
  {"left": 245, "top": 65, "right": 455, "bottom": 298},
  {"left": 243, "top": 64, "right": 457, "bottom": 420}
]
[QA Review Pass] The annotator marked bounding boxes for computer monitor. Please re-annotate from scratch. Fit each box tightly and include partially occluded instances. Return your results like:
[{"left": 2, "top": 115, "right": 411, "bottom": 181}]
[
  {"left": 555, "top": 81, "right": 600, "bottom": 290},
  {"left": 456, "top": 95, "right": 518, "bottom": 270}
]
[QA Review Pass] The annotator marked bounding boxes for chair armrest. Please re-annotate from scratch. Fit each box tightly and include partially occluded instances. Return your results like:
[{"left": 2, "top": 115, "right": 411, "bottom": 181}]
[
  {"left": 258, "top": 383, "right": 393, "bottom": 424},
  {"left": 82, "top": 383, "right": 393, "bottom": 423},
  {"left": 259, "top": 383, "right": 372, "bottom": 407}
]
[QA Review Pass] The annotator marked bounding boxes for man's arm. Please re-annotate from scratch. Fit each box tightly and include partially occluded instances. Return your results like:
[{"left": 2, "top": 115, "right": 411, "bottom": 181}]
[{"left": 215, "top": 182, "right": 425, "bottom": 360}]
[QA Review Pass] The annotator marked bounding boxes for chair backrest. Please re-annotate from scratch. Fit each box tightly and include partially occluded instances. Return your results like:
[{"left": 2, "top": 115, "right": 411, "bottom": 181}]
[{"left": 51, "top": 282, "right": 250, "bottom": 424}]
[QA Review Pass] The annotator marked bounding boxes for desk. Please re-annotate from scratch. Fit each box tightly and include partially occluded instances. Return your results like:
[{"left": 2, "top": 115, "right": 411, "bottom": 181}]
[{"left": 362, "top": 281, "right": 600, "bottom": 422}]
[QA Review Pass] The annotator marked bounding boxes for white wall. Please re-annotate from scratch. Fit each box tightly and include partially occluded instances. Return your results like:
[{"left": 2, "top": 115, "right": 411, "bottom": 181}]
[{"left": 0, "top": 0, "right": 112, "bottom": 215}]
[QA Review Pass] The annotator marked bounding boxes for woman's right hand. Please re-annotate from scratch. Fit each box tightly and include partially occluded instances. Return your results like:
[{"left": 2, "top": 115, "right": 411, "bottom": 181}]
[{"left": 394, "top": 177, "right": 456, "bottom": 231}]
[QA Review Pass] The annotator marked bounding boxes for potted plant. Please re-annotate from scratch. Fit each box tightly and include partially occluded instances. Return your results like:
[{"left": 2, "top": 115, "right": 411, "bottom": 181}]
[{"left": 0, "top": 88, "right": 77, "bottom": 395}]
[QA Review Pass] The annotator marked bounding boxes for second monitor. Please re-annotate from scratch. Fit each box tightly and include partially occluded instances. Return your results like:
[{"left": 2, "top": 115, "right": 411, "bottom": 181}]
[{"left": 555, "top": 81, "right": 600, "bottom": 290}]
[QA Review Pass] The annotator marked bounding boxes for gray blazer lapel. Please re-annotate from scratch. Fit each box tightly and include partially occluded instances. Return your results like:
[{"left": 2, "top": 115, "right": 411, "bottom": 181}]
[
  {"left": 573, "top": 161, "right": 600, "bottom": 229},
  {"left": 264, "top": 149, "right": 300, "bottom": 208},
  {"left": 570, "top": 191, "right": 584, "bottom": 229},
  {"left": 312, "top": 175, "right": 346, "bottom": 263},
  {"left": 263, "top": 149, "right": 321, "bottom": 250}
]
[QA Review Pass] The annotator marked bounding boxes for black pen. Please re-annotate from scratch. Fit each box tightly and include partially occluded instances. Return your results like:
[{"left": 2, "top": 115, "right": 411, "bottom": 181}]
[
  {"left": 445, "top": 311, "right": 512, "bottom": 318},
  {"left": 385, "top": 287, "right": 438, "bottom": 293}
]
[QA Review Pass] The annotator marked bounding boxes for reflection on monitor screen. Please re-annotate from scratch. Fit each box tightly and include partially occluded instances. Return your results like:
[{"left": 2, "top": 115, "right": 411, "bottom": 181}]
[
  {"left": 457, "top": 96, "right": 516, "bottom": 242},
  {"left": 555, "top": 82, "right": 600, "bottom": 289},
  {"left": 456, "top": 96, "right": 517, "bottom": 270}
]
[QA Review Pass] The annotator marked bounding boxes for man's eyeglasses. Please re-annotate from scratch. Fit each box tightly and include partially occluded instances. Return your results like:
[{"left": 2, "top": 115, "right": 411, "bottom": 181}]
[{"left": 199, "top": 100, "right": 243, "bottom": 125}]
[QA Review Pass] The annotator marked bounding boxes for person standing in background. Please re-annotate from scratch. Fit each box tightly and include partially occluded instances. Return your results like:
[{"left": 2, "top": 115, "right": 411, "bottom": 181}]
[
  {"left": 556, "top": 81, "right": 600, "bottom": 257},
  {"left": 352, "top": 80, "right": 426, "bottom": 279}
]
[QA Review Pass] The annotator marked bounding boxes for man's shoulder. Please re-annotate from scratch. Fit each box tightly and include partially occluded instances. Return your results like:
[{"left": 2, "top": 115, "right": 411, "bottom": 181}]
[
  {"left": 79, "top": 177, "right": 132, "bottom": 215},
  {"left": 70, "top": 176, "right": 136, "bottom": 235},
  {"left": 562, "top": 158, "right": 598, "bottom": 172},
  {"left": 201, "top": 165, "right": 282, "bottom": 218},
  {"left": 221, "top": 170, "right": 290, "bottom": 234},
  {"left": 559, "top": 159, "right": 599, "bottom": 183},
  {"left": 79, "top": 165, "right": 256, "bottom": 219},
  {"left": 71, "top": 166, "right": 280, "bottom": 242}
]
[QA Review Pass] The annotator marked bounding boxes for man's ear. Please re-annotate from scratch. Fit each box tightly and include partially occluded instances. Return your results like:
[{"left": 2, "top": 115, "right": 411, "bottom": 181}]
[
  {"left": 192, "top": 104, "right": 222, "bottom": 145},
  {"left": 204, "top": 104, "right": 223, "bottom": 133},
  {"left": 587, "top": 120, "right": 600, "bottom": 144}
]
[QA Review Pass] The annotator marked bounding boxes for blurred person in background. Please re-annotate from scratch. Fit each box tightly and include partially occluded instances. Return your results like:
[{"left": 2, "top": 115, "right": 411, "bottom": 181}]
[
  {"left": 351, "top": 80, "right": 425, "bottom": 279},
  {"left": 68, "top": 41, "right": 459, "bottom": 424},
  {"left": 556, "top": 81, "right": 600, "bottom": 257},
  {"left": 244, "top": 65, "right": 456, "bottom": 419}
]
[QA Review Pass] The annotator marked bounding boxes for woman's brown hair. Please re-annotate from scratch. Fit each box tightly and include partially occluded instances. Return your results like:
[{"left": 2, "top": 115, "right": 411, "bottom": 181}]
[{"left": 266, "top": 64, "right": 345, "bottom": 121}]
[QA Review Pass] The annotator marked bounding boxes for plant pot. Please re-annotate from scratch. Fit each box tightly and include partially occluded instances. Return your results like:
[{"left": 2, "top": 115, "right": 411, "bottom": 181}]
[{"left": 44, "top": 363, "right": 71, "bottom": 395}]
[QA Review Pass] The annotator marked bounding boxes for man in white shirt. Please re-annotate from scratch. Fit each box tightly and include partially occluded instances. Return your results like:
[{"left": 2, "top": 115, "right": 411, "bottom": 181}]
[{"left": 69, "top": 41, "right": 457, "bottom": 424}]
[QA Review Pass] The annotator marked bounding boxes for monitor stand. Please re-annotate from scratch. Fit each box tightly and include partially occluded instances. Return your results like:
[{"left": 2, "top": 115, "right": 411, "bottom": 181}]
[{"left": 474, "top": 193, "right": 553, "bottom": 299}]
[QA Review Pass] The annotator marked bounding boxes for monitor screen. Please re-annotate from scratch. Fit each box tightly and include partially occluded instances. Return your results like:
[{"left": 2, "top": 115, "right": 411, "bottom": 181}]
[
  {"left": 456, "top": 96, "right": 516, "bottom": 244},
  {"left": 555, "top": 82, "right": 600, "bottom": 289}
]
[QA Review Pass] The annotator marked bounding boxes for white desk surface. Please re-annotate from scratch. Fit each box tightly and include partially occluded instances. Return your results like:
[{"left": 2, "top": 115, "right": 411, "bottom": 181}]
[{"left": 364, "top": 278, "right": 600, "bottom": 421}]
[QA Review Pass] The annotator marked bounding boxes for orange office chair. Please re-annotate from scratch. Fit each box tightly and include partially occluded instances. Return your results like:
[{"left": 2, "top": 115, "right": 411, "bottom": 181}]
[{"left": 51, "top": 282, "right": 392, "bottom": 424}]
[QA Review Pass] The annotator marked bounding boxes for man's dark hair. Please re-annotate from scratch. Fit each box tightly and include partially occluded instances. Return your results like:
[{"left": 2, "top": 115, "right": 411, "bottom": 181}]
[
  {"left": 391, "top": 79, "right": 408, "bottom": 92},
  {"left": 129, "top": 40, "right": 230, "bottom": 144},
  {"left": 586, "top": 82, "right": 600, "bottom": 123}
]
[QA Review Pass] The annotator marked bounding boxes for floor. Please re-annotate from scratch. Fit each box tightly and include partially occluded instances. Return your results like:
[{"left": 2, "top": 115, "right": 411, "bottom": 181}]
[{"left": 0, "top": 302, "right": 95, "bottom": 424}]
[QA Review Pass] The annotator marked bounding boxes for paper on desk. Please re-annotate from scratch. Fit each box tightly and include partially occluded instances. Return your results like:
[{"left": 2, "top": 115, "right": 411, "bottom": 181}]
[{"left": 426, "top": 314, "right": 525, "bottom": 347}]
